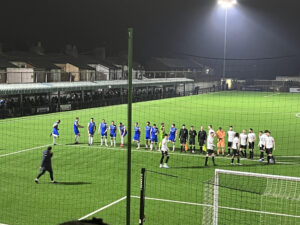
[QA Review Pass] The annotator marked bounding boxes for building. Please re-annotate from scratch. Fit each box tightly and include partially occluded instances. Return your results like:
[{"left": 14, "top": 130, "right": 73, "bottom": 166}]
[{"left": 0, "top": 58, "right": 18, "bottom": 83}]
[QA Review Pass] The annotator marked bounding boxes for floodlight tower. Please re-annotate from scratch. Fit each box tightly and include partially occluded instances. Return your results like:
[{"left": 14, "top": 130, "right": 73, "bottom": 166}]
[{"left": 218, "top": 0, "right": 237, "bottom": 81}]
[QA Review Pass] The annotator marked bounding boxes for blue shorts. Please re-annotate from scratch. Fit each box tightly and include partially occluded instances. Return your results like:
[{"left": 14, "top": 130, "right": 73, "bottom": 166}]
[
  {"left": 169, "top": 136, "right": 175, "bottom": 142},
  {"left": 151, "top": 136, "right": 158, "bottom": 143},
  {"left": 101, "top": 132, "right": 107, "bottom": 137},
  {"left": 74, "top": 129, "right": 79, "bottom": 135},
  {"left": 145, "top": 135, "right": 150, "bottom": 140},
  {"left": 110, "top": 133, "right": 116, "bottom": 138},
  {"left": 89, "top": 132, "right": 95, "bottom": 136},
  {"left": 121, "top": 131, "right": 127, "bottom": 137},
  {"left": 53, "top": 129, "right": 59, "bottom": 136},
  {"left": 133, "top": 134, "right": 140, "bottom": 141}
]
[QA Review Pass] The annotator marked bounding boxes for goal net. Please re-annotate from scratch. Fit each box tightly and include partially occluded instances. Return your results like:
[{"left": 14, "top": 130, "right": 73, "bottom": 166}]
[{"left": 202, "top": 169, "right": 300, "bottom": 225}]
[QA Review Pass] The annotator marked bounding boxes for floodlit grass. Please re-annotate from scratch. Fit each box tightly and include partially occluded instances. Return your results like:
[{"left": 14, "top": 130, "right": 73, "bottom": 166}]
[{"left": 0, "top": 91, "right": 300, "bottom": 225}]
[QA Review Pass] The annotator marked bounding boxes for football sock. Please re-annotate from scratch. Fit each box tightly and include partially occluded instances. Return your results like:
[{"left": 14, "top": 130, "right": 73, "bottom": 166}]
[
  {"left": 160, "top": 156, "right": 164, "bottom": 164},
  {"left": 91, "top": 137, "right": 93, "bottom": 145},
  {"left": 244, "top": 150, "right": 247, "bottom": 158},
  {"left": 173, "top": 144, "right": 175, "bottom": 151},
  {"left": 212, "top": 157, "right": 215, "bottom": 165},
  {"left": 238, "top": 158, "right": 240, "bottom": 163},
  {"left": 137, "top": 142, "right": 140, "bottom": 148},
  {"left": 53, "top": 137, "right": 56, "bottom": 145},
  {"left": 105, "top": 138, "right": 107, "bottom": 146},
  {"left": 150, "top": 144, "right": 153, "bottom": 150},
  {"left": 205, "top": 157, "right": 208, "bottom": 166},
  {"left": 100, "top": 138, "right": 103, "bottom": 145},
  {"left": 260, "top": 152, "right": 264, "bottom": 159},
  {"left": 227, "top": 149, "right": 231, "bottom": 155},
  {"left": 166, "top": 155, "right": 169, "bottom": 163},
  {"left": 110, "top": 139, "right": 113, "bottom": 146},
  {"left": 231, "top": 158, "right": 234, "bottom": 163},
  {"left": 50, "top": 171, "right": 54, "bottom": 181},
  {"left": 180, "top": 146, "right": 183, "bottom": 152},
  {"left": 113, "top": 139, "right": 116, "bottom": 147},
  {"left": 267, "top": 156, "right": 271, "bottom": 163}
]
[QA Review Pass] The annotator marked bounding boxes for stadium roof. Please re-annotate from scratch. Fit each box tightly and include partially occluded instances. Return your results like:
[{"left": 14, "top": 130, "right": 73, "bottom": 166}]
[{"left": 0, "top": 78, "right": 194, "bottom": 95}]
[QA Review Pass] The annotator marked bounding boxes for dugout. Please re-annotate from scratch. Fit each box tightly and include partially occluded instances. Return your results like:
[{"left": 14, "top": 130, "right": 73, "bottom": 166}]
[{"left": 0, "top": 78, "right": 194, "bottom": 118}]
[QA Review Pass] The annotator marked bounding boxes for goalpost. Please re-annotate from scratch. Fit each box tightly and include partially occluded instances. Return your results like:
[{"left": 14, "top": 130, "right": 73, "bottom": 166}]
[{"left": 203, "top": 169, "right": 300, "bottom": 225}]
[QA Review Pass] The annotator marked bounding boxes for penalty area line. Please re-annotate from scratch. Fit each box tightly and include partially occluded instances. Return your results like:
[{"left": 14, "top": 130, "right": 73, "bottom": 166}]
[
  {"left": 78, "top": 196, "right": 126, "bottom": 221},
  {"left": 0, "top": 144, "right": 51, "bottom": 158},
  {"left": 131, "top": 196, "right": 300, "bottom": 218}
]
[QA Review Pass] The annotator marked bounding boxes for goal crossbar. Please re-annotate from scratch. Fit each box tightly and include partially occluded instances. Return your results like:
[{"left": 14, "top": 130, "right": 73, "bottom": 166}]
[{"left": 213, "top": 169, "right": 300, "bottom": 225}]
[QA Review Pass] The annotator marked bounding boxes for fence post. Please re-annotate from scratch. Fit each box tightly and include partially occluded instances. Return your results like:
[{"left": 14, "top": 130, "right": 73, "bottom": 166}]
[{"left": 126, "top": 27, "right": 133, "bottom": 225}]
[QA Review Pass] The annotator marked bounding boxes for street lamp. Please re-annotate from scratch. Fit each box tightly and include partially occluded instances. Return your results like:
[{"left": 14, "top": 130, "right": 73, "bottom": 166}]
[
  {"left": 218, "top": 0, "right": 237, "bottom": 8},
  {"left": 218, "top": 0, "right": 237, "bottom": 83}
]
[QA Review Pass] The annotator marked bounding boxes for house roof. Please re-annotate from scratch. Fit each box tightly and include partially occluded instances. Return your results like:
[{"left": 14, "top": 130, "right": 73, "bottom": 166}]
[
  {"left": 0, "top": 57, "right": 18, "bottom": 69},
  {"left": 48, "top": 54, "right": 95, "bottom": 70},
  {"left": 106, "top": 57, "right": 144, "bottom": 70},
  {"left": 76, "top": 55, "right": 119, "bottom": 69},
  {"left": 4, "top": 52, "right": 60, "bottom": 70}
]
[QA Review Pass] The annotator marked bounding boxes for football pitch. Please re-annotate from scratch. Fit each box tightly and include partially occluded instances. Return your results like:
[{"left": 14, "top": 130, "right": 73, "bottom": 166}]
[{"left": 0, "top": 91, "right": 300, "bottom": 225}]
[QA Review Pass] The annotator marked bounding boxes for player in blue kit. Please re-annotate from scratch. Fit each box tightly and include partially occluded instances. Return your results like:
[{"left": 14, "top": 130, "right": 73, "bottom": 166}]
[
  {"left": 150, "top": 124, "right": 159, "bottom": 151},
  {"left": 169, "top": 124, "right": 178, "bottom": 152},
  {"left": 51, "top": 120, "right": 60, "bottom": 145},
  {"left": 98, "top": 119, "right": 108, "bottom": 147},
  {"left": 87, "top": 118, "right": 96, "bottom": 146},
  {"left": 145, "top": 122, "right": 151, "bottom": 149},
  {"left": 133, "top": 122, "right": 141, "bottom": 149},
  {"left": 119, "top": 122, "right": 127, "bottom": 147},
  {"left": 109, "top": 121, "right": 117, "bottom": 147},
  {"left": 74, "top": 117, "right": 83, "bottom": 144}
]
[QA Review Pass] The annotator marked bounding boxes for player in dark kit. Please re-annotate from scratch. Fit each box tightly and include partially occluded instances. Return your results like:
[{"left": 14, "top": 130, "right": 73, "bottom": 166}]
[
  {"left": 35, "top": 146, "right": 55, "bottom": 183},
  {"left": 189, "top": 126, "right": 197, "bottom": 153},
  {"left": 179, "top": 124, "right": 188, "bottom": 152},
  {"left": 198, "top": 126, "right": 207, "bottom": 154}
]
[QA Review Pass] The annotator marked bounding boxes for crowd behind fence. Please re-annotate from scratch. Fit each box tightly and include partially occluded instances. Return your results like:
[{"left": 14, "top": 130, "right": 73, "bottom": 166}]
[{"left": 0, "top": 86, "right": 200, "bottom": 119}]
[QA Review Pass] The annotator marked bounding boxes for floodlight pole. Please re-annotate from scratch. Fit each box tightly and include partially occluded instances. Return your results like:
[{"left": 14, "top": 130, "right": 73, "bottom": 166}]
[
  {"left": 126, "top": 27, "right": 133, "bottom": 225},
  {"left": 222, "top": 7, "right": 228, "bottom": 81}
]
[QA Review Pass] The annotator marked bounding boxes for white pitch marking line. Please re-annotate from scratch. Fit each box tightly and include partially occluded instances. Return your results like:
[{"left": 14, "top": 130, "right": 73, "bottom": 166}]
[
  {"left": 296, "top": 113, "right": 300, "bottom": 118},
  {"left": 264, "top": 93, "right": 280, "bottom": 97},
  {"left": 0, "top": 223, "right": 9, "bottom": 225},
  {"left": 57, "top": 144, "right": 299, "bottom": 165},
  {"left": 0, "top": 144, "right": 50, "bottom": 158},
  {"left": 78, "top": 196, "right": 126, "bottom": 221},
  {"left": 131, "top": 196, "right": 300, "bottom": 218}
]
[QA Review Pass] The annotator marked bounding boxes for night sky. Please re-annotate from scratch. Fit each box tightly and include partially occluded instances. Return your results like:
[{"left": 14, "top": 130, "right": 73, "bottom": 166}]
[{"left": 1, "top": 0, "right": 299, "bottom": 61}]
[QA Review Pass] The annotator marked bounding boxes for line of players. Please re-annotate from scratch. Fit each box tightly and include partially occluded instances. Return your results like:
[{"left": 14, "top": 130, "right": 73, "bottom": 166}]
[
  {"left": 204, "top": 125, "right": 276, "bottom": 167},
  {"left": 51, "top": 119, "right": 276, "bottom": 168}
]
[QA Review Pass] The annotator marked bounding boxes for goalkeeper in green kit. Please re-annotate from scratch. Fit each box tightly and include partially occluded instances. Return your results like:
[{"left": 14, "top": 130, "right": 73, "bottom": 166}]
[{"left": 158, "top": 123, "right": 166, "bottom": 151}]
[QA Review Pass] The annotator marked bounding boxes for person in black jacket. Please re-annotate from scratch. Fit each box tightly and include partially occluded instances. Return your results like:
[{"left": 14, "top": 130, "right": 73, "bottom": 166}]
[
  {"left": 35, "top": 146, "right": 55, "bottom": 183},
  {"left": 189, "top": 126, "right": 197, "bottom": 153},
  {"left": 198, "top": 126, "right": 207, "bottom": 154},
  {"left": 179, "top": 124, "right": 188, "bottom": 152}
]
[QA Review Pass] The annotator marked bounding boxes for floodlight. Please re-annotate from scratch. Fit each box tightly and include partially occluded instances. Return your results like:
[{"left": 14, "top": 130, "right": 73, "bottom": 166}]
[{"left": 218, "top": 0, "right": 237, "bottom": 8}]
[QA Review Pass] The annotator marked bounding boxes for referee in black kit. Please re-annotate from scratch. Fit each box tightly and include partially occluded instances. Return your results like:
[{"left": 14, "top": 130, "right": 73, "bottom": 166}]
[
  {"left": 35, "top": 146, "right": 55, "bottom": 183},
  {"left": 198, "top": 126, "right": 207, "bottom": 154}
]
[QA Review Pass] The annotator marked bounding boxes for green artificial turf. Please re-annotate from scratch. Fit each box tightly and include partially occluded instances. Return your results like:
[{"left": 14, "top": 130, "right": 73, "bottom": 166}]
[{"left": 0, "top": 91, "right": 300, "bottom": 225}]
